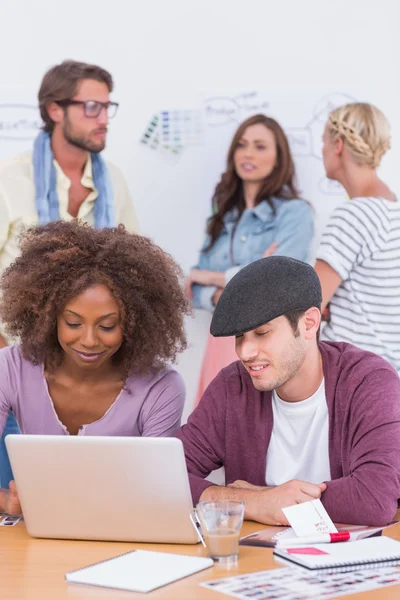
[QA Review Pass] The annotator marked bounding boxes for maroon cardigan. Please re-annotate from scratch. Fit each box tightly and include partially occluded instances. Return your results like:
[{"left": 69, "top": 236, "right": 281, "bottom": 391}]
[{"left": 176, "top": 341, "right": 400, "bottom": 526}]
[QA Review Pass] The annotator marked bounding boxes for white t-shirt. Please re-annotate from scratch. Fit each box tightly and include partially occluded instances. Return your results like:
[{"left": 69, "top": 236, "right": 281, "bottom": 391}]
[
  {"left": 317, "top": 197, "right": 400, "bottom": 373},
  {"left": 265, "top": 379, "right": 331, "bottom": 486}
]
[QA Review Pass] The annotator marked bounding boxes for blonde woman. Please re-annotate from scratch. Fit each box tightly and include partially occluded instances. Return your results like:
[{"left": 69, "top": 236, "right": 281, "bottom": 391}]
[{"left": 316, "top": 102, "right": 400, "bottom": 372}]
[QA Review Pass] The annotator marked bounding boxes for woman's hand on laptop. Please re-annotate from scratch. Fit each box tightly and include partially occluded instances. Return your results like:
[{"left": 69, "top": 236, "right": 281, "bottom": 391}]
[{"left": 3, "top": 481, "right": 22, "bottom": 515}]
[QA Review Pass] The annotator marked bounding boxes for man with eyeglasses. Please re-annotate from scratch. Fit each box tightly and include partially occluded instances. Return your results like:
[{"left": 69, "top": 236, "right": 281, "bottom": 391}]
[{"left": 0, "top": 60, "right": 139, "bottom": 487}]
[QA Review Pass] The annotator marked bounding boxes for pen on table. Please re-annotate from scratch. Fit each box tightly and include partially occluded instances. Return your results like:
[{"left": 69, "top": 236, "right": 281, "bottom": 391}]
[{"left": 276, "top": 531, "right": 351, "bottom": 547}]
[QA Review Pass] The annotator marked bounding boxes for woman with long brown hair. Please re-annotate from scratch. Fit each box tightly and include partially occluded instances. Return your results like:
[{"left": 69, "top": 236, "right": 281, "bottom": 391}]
[{"left": 189, "top": 114, "right": 314, "bottom": 405}]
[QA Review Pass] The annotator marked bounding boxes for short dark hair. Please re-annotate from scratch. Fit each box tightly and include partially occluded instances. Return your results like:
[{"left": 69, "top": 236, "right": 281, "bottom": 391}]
[
  {"left": 285, "top": 309, "right": 321, "bottom": 342},
  {"left": 0, "top": 221, "right": 190, "bottom": 379},
  {"left": 38, "top": 60, "right": 114, "bottom": 132}
]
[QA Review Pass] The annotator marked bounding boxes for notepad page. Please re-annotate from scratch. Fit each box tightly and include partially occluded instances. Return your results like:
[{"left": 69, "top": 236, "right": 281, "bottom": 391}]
[
  {"left": 275, "top": 537, "right": 400, "bottom": 569},
  {"left": 66, "top": 550, "right": 214, "bottom": 593}
]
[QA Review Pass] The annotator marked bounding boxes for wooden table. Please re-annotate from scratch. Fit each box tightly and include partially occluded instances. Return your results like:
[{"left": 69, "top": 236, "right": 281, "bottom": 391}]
[{"left": 2, "top": 520, "right": 400, "bottom": 600}]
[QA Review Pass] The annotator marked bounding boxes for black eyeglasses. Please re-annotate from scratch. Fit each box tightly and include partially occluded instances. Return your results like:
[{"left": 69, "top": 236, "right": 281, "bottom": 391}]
[{"left": 57, "top": 99, "right": 119, "bottom": 119}]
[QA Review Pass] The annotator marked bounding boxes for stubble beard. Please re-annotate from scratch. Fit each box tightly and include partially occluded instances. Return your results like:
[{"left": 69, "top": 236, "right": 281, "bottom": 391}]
[
  {"left": 250, "top": 340, "right": 307, "bottom": 393},
  {"left": 63, "top": 117, "right": 106, "bottom": 153}
]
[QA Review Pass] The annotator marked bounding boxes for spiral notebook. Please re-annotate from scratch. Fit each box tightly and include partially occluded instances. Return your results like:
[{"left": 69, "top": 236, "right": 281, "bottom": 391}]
[{"left": 273, "top": 537, "right": 400, "bottom": 573}]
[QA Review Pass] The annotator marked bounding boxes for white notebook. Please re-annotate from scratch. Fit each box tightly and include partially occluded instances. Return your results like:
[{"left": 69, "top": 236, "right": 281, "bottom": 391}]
[
  {"left": 65, "top": 549, "right": 214, "bottom": 593},
  {"left": 274, "top": 537, "right": 400, "bottom": 573}
]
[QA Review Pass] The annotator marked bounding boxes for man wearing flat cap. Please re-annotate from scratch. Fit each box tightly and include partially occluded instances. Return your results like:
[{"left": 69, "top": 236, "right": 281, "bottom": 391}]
[{"left": 176, "top": 256, "right": 400, "bottom": 526}]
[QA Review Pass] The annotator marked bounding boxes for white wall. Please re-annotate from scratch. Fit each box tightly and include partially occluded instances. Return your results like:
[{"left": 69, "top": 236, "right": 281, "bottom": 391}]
[{"left": 1, "top": 0, "right": 399, "bottom": 418}]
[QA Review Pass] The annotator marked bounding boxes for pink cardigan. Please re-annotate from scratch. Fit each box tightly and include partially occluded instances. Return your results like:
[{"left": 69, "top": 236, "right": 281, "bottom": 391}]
[{"left": 176, "top": 341, "right": 400, "bottom": 526}]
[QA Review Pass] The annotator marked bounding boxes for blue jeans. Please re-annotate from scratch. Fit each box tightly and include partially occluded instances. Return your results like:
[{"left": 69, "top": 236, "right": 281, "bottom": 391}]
[{"left": 0, "top": 413, "right": 20, "bottom": 488}]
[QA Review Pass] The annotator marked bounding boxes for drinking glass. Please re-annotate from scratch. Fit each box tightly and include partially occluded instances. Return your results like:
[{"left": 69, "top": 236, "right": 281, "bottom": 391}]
[{"left": 190, "top": 500, "right": 245, "bottom": 567}]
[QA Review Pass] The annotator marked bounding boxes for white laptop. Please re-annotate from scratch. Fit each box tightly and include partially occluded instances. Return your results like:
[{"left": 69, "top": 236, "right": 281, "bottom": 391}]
[{"left": 5, "top": 435, "right": 199, "bottom": 544}]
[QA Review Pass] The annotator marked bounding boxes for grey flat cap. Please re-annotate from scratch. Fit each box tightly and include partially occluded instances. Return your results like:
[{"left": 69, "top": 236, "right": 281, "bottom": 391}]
[{"left": 210, "top": 256, "right": 322, "bottom": 337}]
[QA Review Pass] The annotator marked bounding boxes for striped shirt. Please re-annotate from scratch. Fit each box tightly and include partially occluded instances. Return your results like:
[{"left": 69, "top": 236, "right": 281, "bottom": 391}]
[{"left": 317, "top": 197, "right": 400, "bottom": 372}]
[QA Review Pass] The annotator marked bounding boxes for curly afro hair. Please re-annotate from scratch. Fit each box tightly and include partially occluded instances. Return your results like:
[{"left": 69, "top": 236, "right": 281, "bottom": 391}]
[{"left": 0, "top": 220, "right": 191, "bottom": 378}]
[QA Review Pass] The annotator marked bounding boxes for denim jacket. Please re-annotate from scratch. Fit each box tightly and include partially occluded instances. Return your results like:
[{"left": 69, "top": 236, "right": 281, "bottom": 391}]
[{"left": 192, "top": 197, "right": 314, "bottom": 311}]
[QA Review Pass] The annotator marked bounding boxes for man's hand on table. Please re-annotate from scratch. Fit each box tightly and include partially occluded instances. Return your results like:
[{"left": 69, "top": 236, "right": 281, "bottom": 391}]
[{"left": 201, "top": 479, "right": 327, "bottom": 526}]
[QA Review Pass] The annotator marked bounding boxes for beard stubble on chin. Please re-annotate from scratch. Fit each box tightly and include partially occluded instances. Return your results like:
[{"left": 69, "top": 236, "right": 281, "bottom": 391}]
[
  {"left": 63, "top": 119, "right": 106, "bottom": 153},
  {"left": 250, "top": 340, "right": 307, "bottom": 393}
]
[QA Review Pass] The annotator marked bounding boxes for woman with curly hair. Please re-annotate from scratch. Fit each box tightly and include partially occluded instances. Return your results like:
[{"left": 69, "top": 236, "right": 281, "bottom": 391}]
[{"left": 0, "top": 220, "right": 190, "bottom": 514}]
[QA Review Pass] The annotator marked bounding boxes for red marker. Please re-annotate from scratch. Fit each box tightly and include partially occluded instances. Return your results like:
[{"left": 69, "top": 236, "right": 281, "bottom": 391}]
[{"left": 276, "top": 531, "right": 351, "bottom": 548}]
